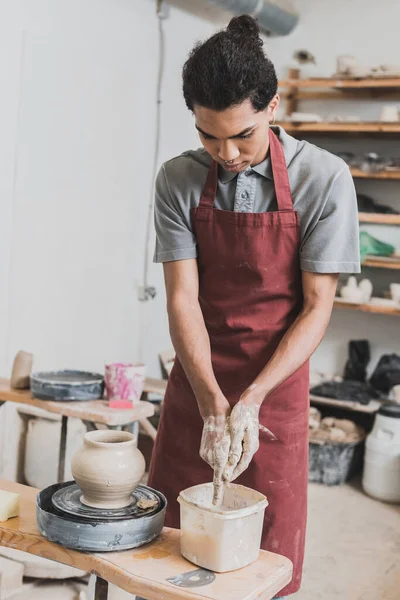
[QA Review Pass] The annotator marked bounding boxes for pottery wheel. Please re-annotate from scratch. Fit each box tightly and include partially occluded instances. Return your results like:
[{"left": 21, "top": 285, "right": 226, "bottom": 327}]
[
  {"left": 36, "top": 481, "right": 167, "bottom": 552},
  {"left": 52, "top": 483, "right": 161, "bottom": 520}
]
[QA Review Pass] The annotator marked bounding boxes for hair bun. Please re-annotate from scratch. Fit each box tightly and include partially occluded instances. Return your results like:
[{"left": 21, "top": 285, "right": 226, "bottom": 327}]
[{"left": 227, "top": 15, "right": 260, "bottom": 40}]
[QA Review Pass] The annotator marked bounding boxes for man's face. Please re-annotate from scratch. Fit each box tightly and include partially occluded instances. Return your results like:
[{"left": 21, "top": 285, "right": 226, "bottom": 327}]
[{"left": 193, "top": 96, "right": 279, "bottom": 173}]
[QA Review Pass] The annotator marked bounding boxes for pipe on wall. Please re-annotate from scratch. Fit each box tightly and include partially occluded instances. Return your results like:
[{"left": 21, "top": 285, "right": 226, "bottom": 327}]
[{"left": 206, "top": 0, "right": 299, "bottom": 36}]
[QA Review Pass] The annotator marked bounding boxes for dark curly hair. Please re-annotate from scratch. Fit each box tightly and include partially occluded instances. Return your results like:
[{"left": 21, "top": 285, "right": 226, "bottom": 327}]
[{"left": 182, "top": 15, "right": 278, "bottom": 113}]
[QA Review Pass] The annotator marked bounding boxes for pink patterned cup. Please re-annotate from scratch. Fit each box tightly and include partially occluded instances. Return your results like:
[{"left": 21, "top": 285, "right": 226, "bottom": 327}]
[{"left": 105, "top": 363, "right": 145, "bottom": 405}]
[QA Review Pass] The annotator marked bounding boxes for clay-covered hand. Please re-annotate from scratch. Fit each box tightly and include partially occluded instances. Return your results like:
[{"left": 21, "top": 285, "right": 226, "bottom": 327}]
[
  {"left": 222, "top": 400, "right": 261, "bottom": 482},
  {"left": 200, "top": 416, "right": 231, "bottom": 505}
]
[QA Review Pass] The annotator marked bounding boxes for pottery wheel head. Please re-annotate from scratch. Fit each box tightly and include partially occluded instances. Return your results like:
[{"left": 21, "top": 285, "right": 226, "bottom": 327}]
[{"left": 51, "top": 482, "right": 162, "bottom": 521}]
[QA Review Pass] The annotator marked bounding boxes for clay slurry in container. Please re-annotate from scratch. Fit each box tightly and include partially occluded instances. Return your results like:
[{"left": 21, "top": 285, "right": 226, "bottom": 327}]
[
  {"left": 178, "top": 483, "right": 268, "bottom": 573},
  {"left": 71, "top": 430, "right": 145, "bottom": 509}
]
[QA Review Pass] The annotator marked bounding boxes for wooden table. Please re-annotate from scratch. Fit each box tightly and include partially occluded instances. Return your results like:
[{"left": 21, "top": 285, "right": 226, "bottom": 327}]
[
  {"left": 0, "top": 378, "right": 166, "bottom": 483},
  {"left": 0, "top": 480, "right": 292, "bottom": 600}
]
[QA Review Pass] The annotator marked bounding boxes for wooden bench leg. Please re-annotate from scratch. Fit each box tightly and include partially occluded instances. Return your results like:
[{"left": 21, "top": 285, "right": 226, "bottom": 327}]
[
  {"left": 94, "top": 576, "right": 109, "bottom": 600},
  {"left": 57, "top": 416, "right": 68, "bottom": 483}
]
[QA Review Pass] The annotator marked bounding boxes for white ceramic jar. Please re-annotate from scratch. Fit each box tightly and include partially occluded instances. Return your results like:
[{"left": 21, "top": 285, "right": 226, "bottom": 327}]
[
  {"left": 71, "top": 430, "right": 145, "bottom": 509},
  {"left": 362, "top": 404, "right": 400, "bottom": 503}
]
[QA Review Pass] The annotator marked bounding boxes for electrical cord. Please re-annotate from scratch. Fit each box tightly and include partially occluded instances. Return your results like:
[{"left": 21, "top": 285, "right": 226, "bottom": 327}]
[{"left": 139, "top": 0, "right": 166, "bottom": 302}]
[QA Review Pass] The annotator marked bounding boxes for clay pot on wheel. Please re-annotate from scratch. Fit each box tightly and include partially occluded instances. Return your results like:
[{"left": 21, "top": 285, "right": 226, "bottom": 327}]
[{"left": 71, "top": 430, "right": 145, "bottom": 509}]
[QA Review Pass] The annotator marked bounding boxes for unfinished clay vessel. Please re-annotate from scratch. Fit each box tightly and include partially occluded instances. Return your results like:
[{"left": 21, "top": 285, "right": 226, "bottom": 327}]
[
  {"left": 71, "top": 430, "right": 145, "bottom": 509},
  {"left": 11, "top": 350, "right": 33, "bottom": 389}
]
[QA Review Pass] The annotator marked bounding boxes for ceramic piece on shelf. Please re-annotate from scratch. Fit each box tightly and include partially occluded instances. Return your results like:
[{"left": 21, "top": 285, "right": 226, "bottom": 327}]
[
  {"left": 360, "top": 152, "right": 387, "bottom": 173},
  {"left": 287, "top": 112, "right": 323, "bottom": 122},
  {"left": 326, "top": 115, "right": 361, "bottom": 122},
  {"left": 392, "top": 385, "right": 400, "bottom": 405},
  {"left": 71, "top": 430, "right": 146, "bottom": 509},
  {"left": 10, "top": 350, "right": 33, "bottom": 389},
  {"left": 370, "top": 64, "right": 400, "bottom": 78},
  {"left": 390, "top": 283, "right": 400, "bottom": 303},
  {"left": 380, "top": 105, "right": 399, "bottom": 122},
  {"left": 105, "top": 362, "right": 145, "bottom": 404},
  {"left": 358, "top": 279, "right": 373, "bottom": 302},
  {"left": 334, "top": 55, "right": 369, "bottom": 78},
  {"left": 340, "top": 277, "right": 372, "bottom": 304}
]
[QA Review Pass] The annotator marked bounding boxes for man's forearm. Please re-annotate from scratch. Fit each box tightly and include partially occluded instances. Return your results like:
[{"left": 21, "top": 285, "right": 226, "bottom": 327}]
[
  {"left": 167, "top": 294, "right": 228, "bottom": 417},
  {"left": 249, "top": 303, "right": 333, "bottom": 404}
]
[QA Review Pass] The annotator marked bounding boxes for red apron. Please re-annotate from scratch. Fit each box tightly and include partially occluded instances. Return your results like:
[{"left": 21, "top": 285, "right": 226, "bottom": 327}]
[{"left": 148, "top": 129, "right": 309, "bottom": 596}]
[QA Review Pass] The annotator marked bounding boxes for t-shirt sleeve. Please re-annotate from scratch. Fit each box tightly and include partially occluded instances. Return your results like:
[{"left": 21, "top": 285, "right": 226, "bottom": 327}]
[
  {"left": 153, "top": 164, "right": 198, "bottom": 263},
  {"left": 300, "top": 167, "right": 361, "bottom": 274}
]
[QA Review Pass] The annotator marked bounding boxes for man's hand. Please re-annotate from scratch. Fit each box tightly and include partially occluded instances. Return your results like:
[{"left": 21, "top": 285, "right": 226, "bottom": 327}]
[
  {"left": 200, "top": 413, "right": 231, "bottom": 505},
  {"left": 222, "top": 395, "right": 260, "bottom": 483}
]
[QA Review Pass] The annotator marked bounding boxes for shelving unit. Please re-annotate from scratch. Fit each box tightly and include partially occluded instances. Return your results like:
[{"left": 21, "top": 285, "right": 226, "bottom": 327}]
[
  {"left": 363, "top": 256, "right": 400, "bottom": 269},
  {"left": 351, "top": 168, "right": 400, "bottom": 180},
  {"left": 334, "top": 299, "right": 400, "bottom": 316},
  {"left": 278, "top": 121, "right": 400, "bottom": 134},
  {"left": 278, "top": 70, "right": 400, "bottom": 313},
  {"left": 309, "top": 393, "right": 381, "bottom": 414},
  {"left": 359, "top": 213, "right": 400, "bottom": 225},
  {"left": 279, "top": 73, "right": 400, "bottom": 413}
]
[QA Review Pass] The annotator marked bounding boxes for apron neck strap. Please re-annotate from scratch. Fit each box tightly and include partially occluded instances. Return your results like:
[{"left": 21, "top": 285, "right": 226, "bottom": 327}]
[
  {"left": 199, "top": 159, "right": 218, "bottom": 208},
  {"left": 268, "top": 128, "right": 294, "bottom": 211},
  {"left": 199, "top": 129, "right": 294, "bottom": 211}
]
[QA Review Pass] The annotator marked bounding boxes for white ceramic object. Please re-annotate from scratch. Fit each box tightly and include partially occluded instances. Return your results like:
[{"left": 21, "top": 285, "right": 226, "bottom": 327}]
[
  {"left": 336, "top": 55, "right": 358, "bottom": 75},
  {"left": 392, "top": 385, "right": 400, "bottom": 405},
  {"left": 390, "top": 283, "right": 400, "bottom": 303},
  {"left": 288, "top": 112, "right": 323, "bottom": 122},
  {"left": 10, "top": 350, "right": 33, "bottom": 389},
  {"left": 71, "top": 430, "right": 145, "bottom": 509},
  {"left": 105, "top": 362, "right": 145, "bottom": 403},
  {"left": 335, "top": 55, "right": 369, "bottom": 78},
  {"left": 340, "top": 276, "right": 372, "bottom": 303},
  {"left": 380, "top": 105, "right": 399, "bottom": 122},
  {"left": 178, "top": 483, "right": 268, "bottom": 573},
  {"left": 358, "top": 279, "right": 373, "bottom": 302},
  {"left": 363, "top": 407, "right": 400, "bottom": 503}
]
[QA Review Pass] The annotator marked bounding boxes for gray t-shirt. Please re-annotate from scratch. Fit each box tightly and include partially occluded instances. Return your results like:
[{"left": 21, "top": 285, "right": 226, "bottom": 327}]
[{"left": 153, "top": 126, "right": 360, "bottom": 274}]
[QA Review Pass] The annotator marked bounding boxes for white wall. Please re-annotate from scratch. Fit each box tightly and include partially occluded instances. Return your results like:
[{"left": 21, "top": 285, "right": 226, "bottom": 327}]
[
  {"left": 0, "top": 0, "right": 399, "bottom": 409},
  {"left": 0, "top": 0, "right": 221, "bottom": 382}
]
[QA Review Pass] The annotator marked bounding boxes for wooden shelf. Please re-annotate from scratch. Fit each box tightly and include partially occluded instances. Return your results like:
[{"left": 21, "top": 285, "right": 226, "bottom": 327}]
[
  {"left": 279, "top": 77, "right": 400, "bottom": 90},
  {"left": 351, "top": 168, "right": 400, "bottom": 180},
  {"left": 334, "top": 299, "right": 400, "bottom": 316},
  {"left": 358, "top": 213, "right": 400, "bottom": 225},
  {"left": 362, "top": 256, "right": 400, "bottom": 269},
  {"left": 309, "top": 393, "right": 381, "bottom": 414},
  {"left": 277, "top": 121, "right": 400, "bottom": 134}
]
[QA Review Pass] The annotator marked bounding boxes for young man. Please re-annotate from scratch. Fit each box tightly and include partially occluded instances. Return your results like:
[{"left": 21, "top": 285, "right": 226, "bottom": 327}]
[{"left": 148, "top": 15, "right": 360, "bottom": 597}]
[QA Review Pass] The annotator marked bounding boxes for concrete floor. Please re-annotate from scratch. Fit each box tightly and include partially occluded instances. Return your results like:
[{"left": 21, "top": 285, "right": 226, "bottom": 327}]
[{"left": 10, "top": 480, "right": 400, "bottom": 600}]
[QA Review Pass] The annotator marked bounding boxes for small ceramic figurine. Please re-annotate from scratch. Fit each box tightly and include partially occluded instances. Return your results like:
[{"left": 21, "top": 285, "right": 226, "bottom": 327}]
[
  {"left": 10, "top": 350, "right": 33, "bottom": 389},
  {"left": 71, "top": 430, "right": 146, "bottom": 509},
  {"left": 340, "top": 277, "right": 373, "bottom": 304}
]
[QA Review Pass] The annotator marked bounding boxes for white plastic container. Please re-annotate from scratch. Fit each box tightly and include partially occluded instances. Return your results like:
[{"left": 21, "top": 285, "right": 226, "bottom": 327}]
[
  {"left": 178, "top": 483, "right": 268, "bottom": 573},
  {"left": 362, "top": 404, "right": 400, "bottom": 503}
]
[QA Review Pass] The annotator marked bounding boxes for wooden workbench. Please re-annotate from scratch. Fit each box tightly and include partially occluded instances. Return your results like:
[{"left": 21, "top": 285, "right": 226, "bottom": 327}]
[
  {"left": 0, "top": 480, "right": 292, "bottom": 600},
  {"left": 0, "top": 378, "right": 166, "bottom": 483}
]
